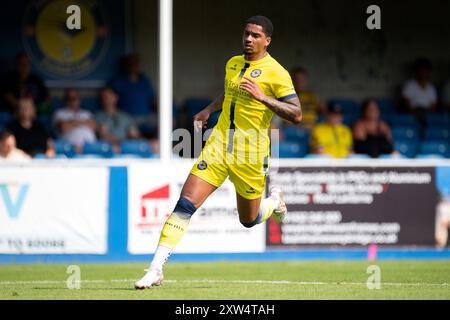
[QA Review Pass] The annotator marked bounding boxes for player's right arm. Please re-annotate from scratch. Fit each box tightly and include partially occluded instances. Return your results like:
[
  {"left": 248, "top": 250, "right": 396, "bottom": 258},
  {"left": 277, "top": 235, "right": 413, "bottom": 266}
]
[{"left": 193, "top": 93, "right": 224, "bottom": 132}]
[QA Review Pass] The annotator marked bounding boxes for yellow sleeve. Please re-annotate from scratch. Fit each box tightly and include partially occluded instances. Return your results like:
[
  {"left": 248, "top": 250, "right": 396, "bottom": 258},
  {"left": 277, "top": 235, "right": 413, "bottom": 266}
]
[{"left": 271, "top": 68, "right": 298, "bottom": 101}]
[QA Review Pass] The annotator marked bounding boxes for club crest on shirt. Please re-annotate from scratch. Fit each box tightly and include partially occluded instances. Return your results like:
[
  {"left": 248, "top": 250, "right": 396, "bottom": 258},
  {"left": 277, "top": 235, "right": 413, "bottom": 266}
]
[
  {"left": 197, "top": 160, "right": 208, "bottom": 170},
  {"left": 250, "top": 69, "right": 262, "bottom": 78}
]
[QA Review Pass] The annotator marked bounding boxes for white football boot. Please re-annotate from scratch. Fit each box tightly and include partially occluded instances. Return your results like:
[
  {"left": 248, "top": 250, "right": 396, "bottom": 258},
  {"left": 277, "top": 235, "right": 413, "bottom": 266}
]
[
  {"left": 134, "top": 268, "right": 164, "bottom": 290},
  {"left": 270, "top": 186, "right": 287, "bottom": 223}
]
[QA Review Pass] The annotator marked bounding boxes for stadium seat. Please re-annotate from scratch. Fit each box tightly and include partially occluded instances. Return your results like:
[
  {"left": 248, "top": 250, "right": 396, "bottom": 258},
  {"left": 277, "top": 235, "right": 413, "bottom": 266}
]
[
  {"left": 83, "top": 141, "right": 113, "bottom": 157},
  {"left": 392, "top": 126, "right": 420, "bottom": 142},
  {"left": 277, "top": 141, "right": 307, "bottom": 158},
  {"left": 426, "top": 113, "right": 450, "bottom": 127},
  {"left": 72, "top": 154, "right": 104, "bottom": 159},
  {"left": 394, "top": 140, "right": 419, "bottom": 158},
  {"left": 375, "top": 99, "right": 396, "bottom": 114},
  {"left": 81, "top": 96, "right": 99, "bottom": 113},
  {"left": 424, "top": 128, "right": 450, "bottom": 141},
  {"left": 0, "top": 112, "right": 11, "bottom": 127},
  {"left": 386, "top": 113, "right": 418, "bottom": 127},
  {"left": 415, "top": 154, "right": 445, "bottom": 159},
  {"left": 185, "top": 98, "right": 213, "bottom": 120},
  {"left": 282, "top": 126, "right": 309, "bottom": 143},
  {"left": 419, "top": 141, "right": 450, "bottom": 158},
  {"left": 112, "top": 154, "right": 143, "bottom": 159},
  {"left": 54, "top": 140, "right": 76, "bottom": 157},
  {"left": 328, "top": 99, "right": 360, "bottom": 115},
  {"left": 120, "top": 140, "right": 152, "bottom": 157},
  {"left": 34, "top": 153, "right": 68, "bottom": 160}
]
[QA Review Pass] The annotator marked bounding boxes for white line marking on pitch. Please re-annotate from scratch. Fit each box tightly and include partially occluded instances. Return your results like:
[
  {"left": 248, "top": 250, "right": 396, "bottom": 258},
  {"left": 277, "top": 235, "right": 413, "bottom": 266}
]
[{"left": 0, "top": 279, "right": 448, "bottom": 287}]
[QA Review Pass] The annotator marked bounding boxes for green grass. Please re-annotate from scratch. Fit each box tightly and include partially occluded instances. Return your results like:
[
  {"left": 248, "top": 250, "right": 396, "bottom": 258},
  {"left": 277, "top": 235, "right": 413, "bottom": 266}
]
[{"left": 0, "top": 260, "right": 449, "bottom": 299}]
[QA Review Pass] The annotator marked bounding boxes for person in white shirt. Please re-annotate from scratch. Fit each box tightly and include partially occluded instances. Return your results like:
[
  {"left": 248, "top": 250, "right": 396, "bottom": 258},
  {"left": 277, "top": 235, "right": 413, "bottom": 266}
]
[
  {"left": 53, "top": 89, "right": 97, "bottom": 148},
  {"left": 0, "top": 130, "right": 31, "bottom": 162},
  {"left": 401, "top": 58, "right": 438, "bottom": 126}
]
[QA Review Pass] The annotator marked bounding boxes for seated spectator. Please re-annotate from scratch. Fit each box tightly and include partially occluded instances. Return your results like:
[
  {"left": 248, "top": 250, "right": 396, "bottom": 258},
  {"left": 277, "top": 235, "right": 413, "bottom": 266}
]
[
  {"left": 6, "top": 98, "right": 54, "bottom": 157},
  {"left": 352, "top": 99, "right": 396, "bottom": 158},
  {"left": 53, "top": 89, "right": 96, "bottom": 149},
  {"left": 1, "top": 52, "right": 50, "bottom": 115},
  {"left": 111, "top": 53, "right": 157, "bottom": 135},
  {"left": 95, "top": 87, "right": 141, "bottom": 151},
  {"left": 310, "top": 104, "right": 353, "bottom": 158},
  {"left": 0, "top": 130, "right": 31, "bottom": 162},
  {"left": 291, "top": 67, "right": 325, "bottom": 130},
  {"left": 401, "top": 58, "right": 438, "bottom": 125}
]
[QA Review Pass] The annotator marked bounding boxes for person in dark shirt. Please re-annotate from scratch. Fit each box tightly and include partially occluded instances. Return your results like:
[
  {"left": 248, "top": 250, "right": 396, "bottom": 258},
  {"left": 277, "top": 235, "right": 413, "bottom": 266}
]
[
  {"left": 352, "top": 99, "right": 396, "bottom": 158},
  {"left": 6, "top": 98, "right": 53, "bottom": 157},
  {"left": 1, "top": 52, "right": 50, "bottom": 115}
]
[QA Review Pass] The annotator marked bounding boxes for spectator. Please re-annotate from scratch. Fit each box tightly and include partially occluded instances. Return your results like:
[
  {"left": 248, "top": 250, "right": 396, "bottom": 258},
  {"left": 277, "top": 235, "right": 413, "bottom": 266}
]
[
  {"left": 111, "top": 53, "right": 157, "bottom": 134},
  {"left": 310, "top": 104, "right": 353, "bottom": 158},
  {"left": 1, "top": 52, "right": 50, "bottom": 115},
  {"left": 290, "top": 67, "right": 326, "bottom": 130},
  {"left": 53, "top": 89, "right": 96, "bottom": 149},
  {"left": 0, "top": 130, "right": 31, "bottom": 162},
  {"left": 401, "top": 58, "right": 438, "bottom": 125},
  {"left": 352, "top": 99, "right": 396, "bottom": 158},
  {"left": 95, "top": 87, "right": 141, "bottom": 151},
  {"left": 6, "top": 98, "right": 54, "bottom": 157}
]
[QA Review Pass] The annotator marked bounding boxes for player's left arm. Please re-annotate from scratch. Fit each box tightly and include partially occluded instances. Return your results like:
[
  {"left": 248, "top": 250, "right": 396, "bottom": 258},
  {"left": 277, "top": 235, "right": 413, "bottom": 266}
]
[{"left": 240, "top": 77, "right": 302, "bottom": 124}]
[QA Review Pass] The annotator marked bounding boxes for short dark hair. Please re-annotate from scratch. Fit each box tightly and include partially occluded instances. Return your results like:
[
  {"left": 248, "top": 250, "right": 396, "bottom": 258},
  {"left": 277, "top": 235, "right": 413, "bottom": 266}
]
[
  {"left": 0, "top": 130, "right": 13, "bottom": 142},
  {"left": 245, "top": 16, "right": 273, "bottom": 37}
]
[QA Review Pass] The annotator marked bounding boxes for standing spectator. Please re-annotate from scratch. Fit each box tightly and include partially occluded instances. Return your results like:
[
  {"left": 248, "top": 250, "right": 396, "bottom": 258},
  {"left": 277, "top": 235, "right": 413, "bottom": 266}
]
[
  {"left": 310, "top": 104, "right": 353, "bottom": 158},
  {"left": 6, "top": 98, "right": 53, "bottom": 157},
  {"left": 111, "top": 53, "right": 157, "bottom": 134},
  {"left": 53, "top": 89, "right": 96, "bottom": 149},
  {"left": 290, "top": 67, "right": 325, "bottom": 130},
  {"left": 0, "top": 130, "right": 31, "bottom": 161},
  {"left": 1, "top": 52, "right": 50, "bottom": 115},
  {"left": 401, "top": 58, "right": 438, "bottom": 125},
  {"left": 95, "top": 87, "right": 141, "bottom": 152},
  {"left": 352, "top": 99, "right": 395, "bottom": 158}
]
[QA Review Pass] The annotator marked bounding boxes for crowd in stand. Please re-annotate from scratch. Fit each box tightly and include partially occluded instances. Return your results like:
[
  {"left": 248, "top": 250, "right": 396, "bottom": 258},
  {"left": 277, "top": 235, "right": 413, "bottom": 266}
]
[{"left": 0, "top": 53, "right": 449, "bottom": 161}]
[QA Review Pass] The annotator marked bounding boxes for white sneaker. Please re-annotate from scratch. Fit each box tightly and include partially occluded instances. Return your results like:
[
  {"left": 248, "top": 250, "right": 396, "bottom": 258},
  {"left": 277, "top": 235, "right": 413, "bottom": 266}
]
[
  {"left": 270, "top": 186, "right": 287, "bottom": 223},
  {"left": 134, "top": 268, "right": 164, "bottom": 290}
]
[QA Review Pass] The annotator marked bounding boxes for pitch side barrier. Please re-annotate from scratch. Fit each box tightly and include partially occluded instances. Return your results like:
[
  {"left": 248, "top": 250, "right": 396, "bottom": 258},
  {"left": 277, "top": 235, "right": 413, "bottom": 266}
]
[{"left": 0, "top": 158, "right": 449, "bottom": 263}]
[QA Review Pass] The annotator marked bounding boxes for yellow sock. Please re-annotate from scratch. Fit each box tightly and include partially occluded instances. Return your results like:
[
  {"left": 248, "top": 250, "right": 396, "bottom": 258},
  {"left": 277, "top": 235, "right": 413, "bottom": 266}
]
[
  {"left": 158, "top": 212, "right": 191, "bottom": 249},
  {"left": 257, "top": 197, "right": 278, "bottom": 224}
]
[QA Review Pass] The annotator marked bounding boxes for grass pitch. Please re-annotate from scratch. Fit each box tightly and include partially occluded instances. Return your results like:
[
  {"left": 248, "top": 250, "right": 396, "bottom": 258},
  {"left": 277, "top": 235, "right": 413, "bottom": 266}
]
[{"left": 0, "top": 260, "right": 449, "bottom": 300}]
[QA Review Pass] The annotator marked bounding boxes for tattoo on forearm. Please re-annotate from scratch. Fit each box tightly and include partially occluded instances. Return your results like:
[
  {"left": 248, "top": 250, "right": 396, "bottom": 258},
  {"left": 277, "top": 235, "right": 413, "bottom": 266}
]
[{"left": 262, "top": 96, "right": 302, "bottom": 123}]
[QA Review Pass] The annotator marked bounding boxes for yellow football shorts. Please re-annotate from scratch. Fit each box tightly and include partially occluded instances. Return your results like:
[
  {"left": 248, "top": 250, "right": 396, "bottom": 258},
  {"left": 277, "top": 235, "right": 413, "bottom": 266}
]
[{"left": 190, "top": 141, "right": 269, "bottom": 200}]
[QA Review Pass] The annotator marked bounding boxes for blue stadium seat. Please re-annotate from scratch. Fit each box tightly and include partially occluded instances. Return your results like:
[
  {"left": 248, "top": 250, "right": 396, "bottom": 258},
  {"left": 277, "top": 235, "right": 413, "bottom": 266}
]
[
  {"left": 391, "top": 126, "right": 420, "bottom": 142},
  {"left": 277, "top": 141, "right": 307, "bottom": 158},
  {"left": 394, "top": 140, "right": 419, "bottom": 158},
  {"left": 112, "top": 154, "right": 143, "bottom": 159},
  {"left": 386, "top": 113, "right": 418, "bottom": 127},
  {"left": 83, "top": 141, "right": 113, "bottom": 157},
  {"left": 415, "top": 153, "right": 445, "bottom": 159},
  {"left": 82, "top": 96, "right": 99, "bottom": 113},
  {"left": 419, "top": 141, "right": 450, "bottom": 158},
  {"left": 0, "top": 112, "right": 12, "bottom": 127},
  {"left": 282, "top": 126, "right": 309, "bottom": 143},
  {"left": 34, "top": 153, "right": 68, "bottom": 160},
  {"left": 426, "top": 113, "right": 450, "bottom": 127},
  {"left": 54, "top": 140, "right": 76, "bottom": 157},
  {"left": 185, "top": 98, "right": 213, "bottom": 120},
  {"left": 375, "top": 99, "right": 396, "bottom": 114},
  {"left": 424, "top": 128, "right": 450, "bottom": 141},
  {"left": 120, "top": 140, "right": 152, "bottom": 157},
  {"left": 328, "top": 99, "right": 360, "bottom": 115}
]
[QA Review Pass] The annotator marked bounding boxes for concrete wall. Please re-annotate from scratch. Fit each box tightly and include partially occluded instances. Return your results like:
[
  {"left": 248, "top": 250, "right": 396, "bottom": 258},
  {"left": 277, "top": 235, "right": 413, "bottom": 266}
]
[{"left": 133, "top": 0, "right": 450, "bottom": 105}]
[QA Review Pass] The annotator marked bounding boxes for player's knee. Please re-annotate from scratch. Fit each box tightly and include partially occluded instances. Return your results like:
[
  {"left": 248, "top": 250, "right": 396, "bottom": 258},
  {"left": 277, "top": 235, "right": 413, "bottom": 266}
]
[{"left": 173, "top": 197, "right": 197, "bottom": 218}]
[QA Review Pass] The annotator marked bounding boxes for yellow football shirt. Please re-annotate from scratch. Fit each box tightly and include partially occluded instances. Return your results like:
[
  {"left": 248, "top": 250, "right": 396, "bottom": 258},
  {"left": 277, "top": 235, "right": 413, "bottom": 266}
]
[
  {"left": 310, "top": 123, "right": 353, "bottom": 158},
  {"left": 210, "top": 53, "right": 297, "bottom": 163}
]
